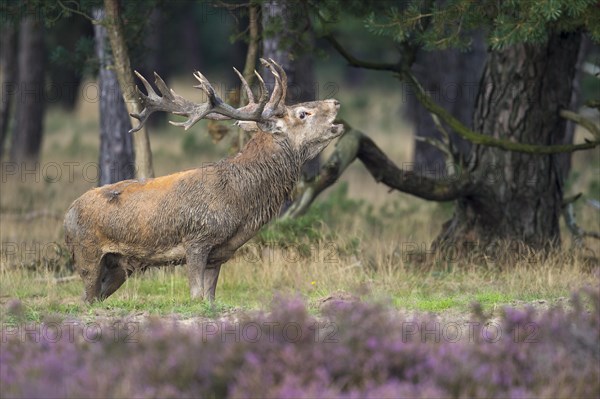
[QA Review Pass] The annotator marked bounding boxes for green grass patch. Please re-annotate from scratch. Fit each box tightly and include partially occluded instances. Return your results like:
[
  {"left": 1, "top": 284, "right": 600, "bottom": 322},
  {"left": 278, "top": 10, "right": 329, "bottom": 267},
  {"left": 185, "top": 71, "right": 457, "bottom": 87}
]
[
  {"left": 2, "top": 259, "right": 594, "bottom": 323},
  {"left": 414, "top": 297, "right": 461, "bottom": 312}
]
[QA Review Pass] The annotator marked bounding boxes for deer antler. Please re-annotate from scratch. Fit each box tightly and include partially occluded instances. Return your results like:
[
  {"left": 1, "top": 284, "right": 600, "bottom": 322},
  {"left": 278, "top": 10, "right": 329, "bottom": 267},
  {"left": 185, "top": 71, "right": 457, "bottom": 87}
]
[
  {"left": 130, "top": 59, "right": 288, "bottom": 133},
  {"left": 261, "top": 58, "right": 287, "bottom": 117}
]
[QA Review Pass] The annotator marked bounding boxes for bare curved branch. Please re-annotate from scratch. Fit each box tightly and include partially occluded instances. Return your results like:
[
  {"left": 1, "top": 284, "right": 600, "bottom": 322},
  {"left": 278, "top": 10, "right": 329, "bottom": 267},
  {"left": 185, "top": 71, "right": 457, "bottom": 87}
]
[
  {"left": 560, "top": 110, "right": 600, "bottom": 139},
  {"left": 283, "top": 121, "right": 471, "bottom": 218},
  {"left": 563, "top": 201, "right": 600, "bottom": 250}
]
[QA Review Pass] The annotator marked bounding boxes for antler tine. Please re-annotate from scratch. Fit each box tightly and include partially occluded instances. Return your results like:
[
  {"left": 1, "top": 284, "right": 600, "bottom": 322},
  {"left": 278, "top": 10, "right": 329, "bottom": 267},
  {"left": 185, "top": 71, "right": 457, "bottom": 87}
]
[
  {"left": 193, "top": 71, "right": 221, "bottom": 105},
  {"left": 153, "top": 72, "right": 175, "bottom": 99},
  {"left": 260, "top": 58, "right": 286, "bottom": 116},
  {"left": 129, "top": 71, "right": 161, "bottom": 132},
  {"left": 192, "top": 70, "right": 268, "bottom": 122},
  {"left": 134, "top": 70, "right": 157, "bottom": 98},
  {"left": 233, "top": 67, "right": 255, "bottom": 103},
  {"left": 253, "top": 70, "right": 269, "bottom": 115},
  {"left": 129, "top": 71, "right": 214, "bottom": 133},
  {"left": 268, "top": 58, "right": 287, "bottom": 105}
]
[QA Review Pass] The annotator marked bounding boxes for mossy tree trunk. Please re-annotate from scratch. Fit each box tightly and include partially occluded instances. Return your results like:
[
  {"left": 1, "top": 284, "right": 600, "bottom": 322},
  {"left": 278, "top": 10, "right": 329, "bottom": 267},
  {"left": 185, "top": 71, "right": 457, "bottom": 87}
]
[{"left": 434, "top": 32, "right": 583, "bottom": 253}]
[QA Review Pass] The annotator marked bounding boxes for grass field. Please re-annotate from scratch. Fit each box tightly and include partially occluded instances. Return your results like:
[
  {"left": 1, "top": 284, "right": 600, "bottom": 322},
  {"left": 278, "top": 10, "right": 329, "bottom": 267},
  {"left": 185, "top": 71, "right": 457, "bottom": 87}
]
[{"left": 1, "top": 78, "right": 599, "bottom": 324}]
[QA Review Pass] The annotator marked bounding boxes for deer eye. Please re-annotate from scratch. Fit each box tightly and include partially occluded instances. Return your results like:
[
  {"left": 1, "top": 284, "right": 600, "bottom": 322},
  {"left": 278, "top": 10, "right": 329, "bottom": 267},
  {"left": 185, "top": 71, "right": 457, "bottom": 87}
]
[{"left": 298, "top": 111, "right": 312, "bottom": 120}]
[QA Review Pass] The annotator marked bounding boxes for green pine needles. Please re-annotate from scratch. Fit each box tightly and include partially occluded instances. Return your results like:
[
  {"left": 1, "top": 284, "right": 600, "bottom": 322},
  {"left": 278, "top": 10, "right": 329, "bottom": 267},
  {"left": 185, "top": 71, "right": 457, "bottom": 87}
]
[{"left": 363, "top": 0, "right": 600, "bottom": 50}]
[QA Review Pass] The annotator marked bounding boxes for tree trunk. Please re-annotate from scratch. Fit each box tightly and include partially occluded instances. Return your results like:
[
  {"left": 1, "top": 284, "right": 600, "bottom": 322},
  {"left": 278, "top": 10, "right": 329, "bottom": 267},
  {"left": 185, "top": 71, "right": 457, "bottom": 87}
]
[
  {"left": 94, "top": 8, "right": 135, "bottom": 186},
  {"left": 136, "top": 8, "right": 166, "bottom": 129},
  {"left": 229, "top": 3, "right": 260, "bottom": 152},
  {"left": 9, "top": 16, "right": 45, "bottom": 166},
  {"left": 103, "top": 0, "right": 154, "bottom": 179},
  {"left": 408, "top": 32, "right": 486, "bottom": 175},
  {"left": 262, "top": 0, "right": 320, "bottom": 179},
  {"left": 0, "top": 23, "right": 17, "bottom": 160},
  {"left": 434, "top": 32, "right": 583, "bottom": 254},
  {"left": 180, "top": 7, "right": 203, "bottom": 73},
  {"left": 262, "top": 1, "right": 315, "bottom": 102}
]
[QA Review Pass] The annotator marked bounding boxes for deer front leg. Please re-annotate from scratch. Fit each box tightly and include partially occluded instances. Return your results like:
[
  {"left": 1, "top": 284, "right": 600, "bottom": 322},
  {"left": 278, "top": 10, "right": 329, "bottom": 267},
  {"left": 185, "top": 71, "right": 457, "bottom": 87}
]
[
  {"left": 203, "top": 264, "right": 222, "bottom": 302},
  {"left": 185, "top": 245, "right": 210, "bottom": 300}
]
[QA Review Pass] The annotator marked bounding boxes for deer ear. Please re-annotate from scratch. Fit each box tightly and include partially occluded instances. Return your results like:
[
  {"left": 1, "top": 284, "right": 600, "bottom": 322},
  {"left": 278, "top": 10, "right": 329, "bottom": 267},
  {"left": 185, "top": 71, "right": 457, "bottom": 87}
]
[
  {"left": 257, "top": 119, "right": 283, "bottom": 134},
  {"left": 236, "top": 121, "right": 259, "bottom": 132}
]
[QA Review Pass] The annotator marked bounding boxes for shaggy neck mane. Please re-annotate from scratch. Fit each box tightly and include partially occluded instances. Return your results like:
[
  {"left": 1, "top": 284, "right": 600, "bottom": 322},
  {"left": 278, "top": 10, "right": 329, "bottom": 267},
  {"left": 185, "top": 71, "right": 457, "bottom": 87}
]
[{"left": 222, "top": 130, "right": 302, "bottom": 229}]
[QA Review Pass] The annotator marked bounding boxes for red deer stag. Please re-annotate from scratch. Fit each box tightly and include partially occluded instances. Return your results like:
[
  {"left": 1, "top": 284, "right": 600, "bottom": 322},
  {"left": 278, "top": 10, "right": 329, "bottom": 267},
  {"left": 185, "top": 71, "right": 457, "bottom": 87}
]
[{"left": 64, "top": 59, "right": 343, "bottom": 303}]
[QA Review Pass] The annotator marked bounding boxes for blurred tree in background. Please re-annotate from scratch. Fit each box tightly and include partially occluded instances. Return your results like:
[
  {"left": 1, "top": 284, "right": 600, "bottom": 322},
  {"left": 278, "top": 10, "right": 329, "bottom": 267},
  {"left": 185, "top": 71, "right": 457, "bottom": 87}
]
[
  {"left": 0, "top": 22, "right": 17, "bottom": 161},
  {"left": 93, "top": 7, "right": 134, "bottom": 185},
  {"left": 9, "top": 15, "right": 46, "bottom": 167}
]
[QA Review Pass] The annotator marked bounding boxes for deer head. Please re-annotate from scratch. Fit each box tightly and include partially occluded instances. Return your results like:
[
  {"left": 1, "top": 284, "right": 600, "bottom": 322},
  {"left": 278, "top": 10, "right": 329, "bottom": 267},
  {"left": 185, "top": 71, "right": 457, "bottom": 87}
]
[{"left": 130, "top": 58, "right": 343, "bottom": 163}]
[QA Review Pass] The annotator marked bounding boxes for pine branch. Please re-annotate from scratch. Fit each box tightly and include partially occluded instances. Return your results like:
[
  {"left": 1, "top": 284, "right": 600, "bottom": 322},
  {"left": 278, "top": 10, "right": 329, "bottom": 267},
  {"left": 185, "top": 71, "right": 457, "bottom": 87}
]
[
  {"left": 401, "top": 69, "right": 600, "bottom": 154},
  {"left": 57, "top": 0, "right": 99, "bottom": 24},
  {"left": 324, "top": 34, "right": 400, "bottom": 72}
]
